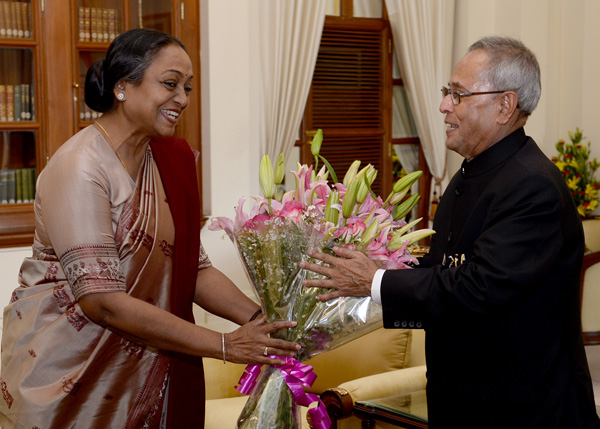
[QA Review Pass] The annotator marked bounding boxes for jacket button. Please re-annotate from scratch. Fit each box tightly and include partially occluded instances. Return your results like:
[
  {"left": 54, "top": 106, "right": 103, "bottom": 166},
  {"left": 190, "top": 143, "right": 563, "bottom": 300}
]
[
  {"left": 401, "top": 321, "right": 408, "bottom": 328},
  {"left": 416, "top": 322, "right": 422, "bottom": 328},
  {"left": 394, "top": 321, "right": 401, "bottom": 328},
  {"left": 409, "top": 321, "right": 415, "bottom": 328}
]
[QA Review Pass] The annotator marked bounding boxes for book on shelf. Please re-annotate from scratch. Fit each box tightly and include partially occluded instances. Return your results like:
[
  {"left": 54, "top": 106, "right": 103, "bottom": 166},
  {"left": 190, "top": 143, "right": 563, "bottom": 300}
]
[
  {"left": 20, "top": 2, "right": 29, "bottom": 38},
  {"left": 6, "top": 85, "right": 13, "bottom": 122},
  {"left": 13, "top": 84, "right": 21, "bottom": 121},
  {"left": 22, "top": 83, "right": 30, "bottom": 120},
  {"left": 83, "top": 7, "right": 90, "bottom": 42},
  {"left": 0, "top": 167, "right": 36, "bottom": 205},
  {"left": 30, "top": 82, "right": 35, "bottom": 121},
  {"left": 108, "top": 9, "right": 116, "bottom": 41},
  {"left": 0, "top": 169, "right": 7, "bottom": 204},
  {"left": 0, "top": 85, "right": 6, "bottom": 121},
  {"left": 102, "top": 8, "right": 109, "bottom": 43},
  {"left": 90, "top": 7, "right": 97, "bottom": 42},
  {"left": 15, "top": 168, "right": 22, "bottom": 203},
  {"left": 8, "top": 0, "right": 16, "bottom": 38},
  {"left": 78, "top": 7, "right": 85, "bottom": 42},
  {"left": 6, "top": 169, "right": 15, "bottom": 204},
  {"left": 0, "top": 2, "right": 8, "bottom": 37},
  {"left": 14, "top": 0, "right": 23, "bottom": 38},
  {"left": 0, "top": 1, "right": 5, "bottom": 38}
]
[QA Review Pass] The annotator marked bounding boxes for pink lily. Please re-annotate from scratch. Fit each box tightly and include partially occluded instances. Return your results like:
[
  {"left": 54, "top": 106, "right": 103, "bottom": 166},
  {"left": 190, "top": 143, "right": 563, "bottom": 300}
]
[
  {"left": 278, "top": 200, "right": 304, "bottom": 223},
  {"left": 208, "top": 216, "right": 235, "bottom": 239}
]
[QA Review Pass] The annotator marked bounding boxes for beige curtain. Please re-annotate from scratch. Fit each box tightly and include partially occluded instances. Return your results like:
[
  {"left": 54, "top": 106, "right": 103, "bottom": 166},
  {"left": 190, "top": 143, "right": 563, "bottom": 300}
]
[
  {"left": 257, "top": 0, "right": 327, "bottom": 161},
  {"left": 384, "top": 0, "right": 455, "bottom": 182}
]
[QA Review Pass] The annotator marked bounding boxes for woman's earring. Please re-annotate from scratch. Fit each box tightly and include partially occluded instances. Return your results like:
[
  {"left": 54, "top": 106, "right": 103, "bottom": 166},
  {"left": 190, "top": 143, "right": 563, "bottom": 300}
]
[{"left": 117, "top": 93, "right": 125, "bottom": 101}]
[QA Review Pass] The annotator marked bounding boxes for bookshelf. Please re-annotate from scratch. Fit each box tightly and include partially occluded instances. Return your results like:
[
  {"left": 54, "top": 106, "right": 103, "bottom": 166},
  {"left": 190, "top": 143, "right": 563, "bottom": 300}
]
[
  {"left": 0, "top": 0, "right": 201, "bottom": 247},
  {"left": 0, "top": 0, "right": 40, "bottom": 246}
]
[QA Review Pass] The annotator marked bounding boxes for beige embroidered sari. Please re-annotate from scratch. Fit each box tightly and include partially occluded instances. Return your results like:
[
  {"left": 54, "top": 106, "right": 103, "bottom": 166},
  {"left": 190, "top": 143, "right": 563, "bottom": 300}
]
[{"left": 0, "top": 126, "right": 210, "bottom": 428}]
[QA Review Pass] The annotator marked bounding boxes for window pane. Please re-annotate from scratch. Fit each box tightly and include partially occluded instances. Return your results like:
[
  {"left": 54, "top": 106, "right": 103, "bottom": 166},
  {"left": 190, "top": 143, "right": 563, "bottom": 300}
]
[
  {"left": 130, "top": 0, "right": 172, "bottom": 33},
  {"left": 0, "top": 48, "right": 34, "bottom": 122},
  {"left": 392, "top": 86, "right": 418, "bottom": 138},
  {"left": 353, "top": 0, "right": 382, "bottom": 18}
]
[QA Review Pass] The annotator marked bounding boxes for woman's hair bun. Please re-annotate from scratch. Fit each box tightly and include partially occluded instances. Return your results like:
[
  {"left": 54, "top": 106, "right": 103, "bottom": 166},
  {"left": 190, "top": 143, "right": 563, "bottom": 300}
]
[
  {"left": 84, "top": 29, "right": 186, "bottom": 114},
  {"left": 84, "top": 58, "right": 113, "bottom": 113}
]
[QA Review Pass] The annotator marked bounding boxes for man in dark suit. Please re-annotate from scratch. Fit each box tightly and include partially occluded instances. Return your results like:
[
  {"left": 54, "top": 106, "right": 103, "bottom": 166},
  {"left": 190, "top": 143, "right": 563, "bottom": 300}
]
[{"left": 300, "top": 36, "right": 600, "bottom": 428}]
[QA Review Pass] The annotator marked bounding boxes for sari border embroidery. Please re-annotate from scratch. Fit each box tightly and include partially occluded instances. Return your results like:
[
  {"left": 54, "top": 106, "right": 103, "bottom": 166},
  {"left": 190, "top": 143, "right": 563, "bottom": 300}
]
[{"left": 60, "top": 244, "right": 126, "bottom": 301}]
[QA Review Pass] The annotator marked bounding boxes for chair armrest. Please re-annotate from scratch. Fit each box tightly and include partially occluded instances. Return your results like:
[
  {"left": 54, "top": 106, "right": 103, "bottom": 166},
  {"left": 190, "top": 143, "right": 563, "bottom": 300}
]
[
  {"left": 319, "top": 365, "right": 427, "bottom": 426},
  {"left": 338, "top": 365, "right": 427, "bottom": 401},
  {"left": 320, "top": 387, "right": 355, "bottom": 423}
]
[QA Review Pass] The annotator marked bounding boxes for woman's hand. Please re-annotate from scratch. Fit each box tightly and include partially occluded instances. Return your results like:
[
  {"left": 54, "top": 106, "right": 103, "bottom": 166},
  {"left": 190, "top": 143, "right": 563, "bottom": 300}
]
[
  {"left": 299, "top": 246, "right": 378, "bottom": 301},
  {"left": 224, "top": 315, "right": 301, "bottom": 366}
]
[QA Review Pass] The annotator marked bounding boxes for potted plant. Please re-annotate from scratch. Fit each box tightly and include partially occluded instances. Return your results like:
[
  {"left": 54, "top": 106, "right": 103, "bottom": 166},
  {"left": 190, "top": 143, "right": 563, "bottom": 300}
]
[{"left": 552, "top": 128, "right": 600, "bottom": 218}]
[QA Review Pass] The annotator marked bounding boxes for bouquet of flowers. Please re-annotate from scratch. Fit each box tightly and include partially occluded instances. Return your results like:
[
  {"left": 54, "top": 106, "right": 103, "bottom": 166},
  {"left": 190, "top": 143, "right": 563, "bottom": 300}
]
[
  {"left": 209, "top": 130, "right": 434, "bottom": 428},
  {"left": 552, "top": 127, "right": 600, "bottom": 217}
]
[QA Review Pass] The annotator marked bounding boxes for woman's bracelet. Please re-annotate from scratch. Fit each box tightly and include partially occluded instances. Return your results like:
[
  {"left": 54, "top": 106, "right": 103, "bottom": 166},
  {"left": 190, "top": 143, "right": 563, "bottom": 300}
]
[
  {"left": 249, "top": 309, "right": 262, "bottom": 322},
  {"left": 222, "top": 333, "right": 226, "bottom": 364}
]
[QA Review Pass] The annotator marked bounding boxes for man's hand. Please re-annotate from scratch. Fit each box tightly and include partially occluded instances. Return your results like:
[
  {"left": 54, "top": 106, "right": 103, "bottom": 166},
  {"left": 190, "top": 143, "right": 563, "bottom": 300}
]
[{"left": 299, "top": 246, "right": 379, "bottom": 301}]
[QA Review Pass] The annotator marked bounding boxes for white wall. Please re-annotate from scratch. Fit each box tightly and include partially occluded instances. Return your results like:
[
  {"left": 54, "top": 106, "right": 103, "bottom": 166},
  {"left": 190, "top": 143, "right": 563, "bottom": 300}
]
[
  {"left": 2, "top": 0, "right": 599, "bottom": 331},
  {"left": 446, "top": 0, "right": 600, "bottom": 176}
]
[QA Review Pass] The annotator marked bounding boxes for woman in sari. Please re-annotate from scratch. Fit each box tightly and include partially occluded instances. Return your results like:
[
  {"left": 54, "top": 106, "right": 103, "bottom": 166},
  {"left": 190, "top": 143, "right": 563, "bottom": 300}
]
[{"left": 0, "top": 28, "right": 299, "bottom": 428}]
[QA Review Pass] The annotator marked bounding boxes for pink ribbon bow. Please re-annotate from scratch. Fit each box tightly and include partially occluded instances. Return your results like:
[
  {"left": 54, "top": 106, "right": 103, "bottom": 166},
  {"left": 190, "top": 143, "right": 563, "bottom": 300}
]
[{"left": 236, "top": 356, "right": 331, "bottom": 429}]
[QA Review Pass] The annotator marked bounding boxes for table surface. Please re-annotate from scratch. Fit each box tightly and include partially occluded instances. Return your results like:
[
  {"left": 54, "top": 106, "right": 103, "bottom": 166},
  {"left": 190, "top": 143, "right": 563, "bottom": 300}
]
[{"left": 353, "top": 390, "right": 428, "bottom": 428}]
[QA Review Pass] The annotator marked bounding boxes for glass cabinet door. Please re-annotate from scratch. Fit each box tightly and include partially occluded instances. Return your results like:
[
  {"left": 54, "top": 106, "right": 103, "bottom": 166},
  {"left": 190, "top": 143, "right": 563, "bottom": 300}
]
[
  {"left": 0, "top": 48, "right": 35, "bottom": 122},
  {"left": 0, "top": 48, "right": 37, "bottom": 205},
  {"left": 0, "top": 130, "right": 36, "bottom": 204},
  {"left": 77, "top": 50, "right": 105, "bottom": 124},
  {"left": 129, "top": 0, "right": 172, "bottom": 33},
  {"left": 0, "top": 0, "right": 33, "bottom": 40}
]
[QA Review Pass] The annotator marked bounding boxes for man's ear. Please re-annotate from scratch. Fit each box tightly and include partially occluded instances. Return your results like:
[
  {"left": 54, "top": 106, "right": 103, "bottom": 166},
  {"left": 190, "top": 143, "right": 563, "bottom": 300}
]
[{"left": 497, "top": 91, "right": 519, "bottom": 125}]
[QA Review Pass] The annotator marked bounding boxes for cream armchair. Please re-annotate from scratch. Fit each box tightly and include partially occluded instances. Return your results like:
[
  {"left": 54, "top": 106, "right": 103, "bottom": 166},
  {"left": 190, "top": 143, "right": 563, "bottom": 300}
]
[
  {"left": 583, "top": 218, "right": 600, "bottom": 252},
  {"left": 581, "top": 251, "right": 600, "bottom": 345},
  {"left": 203, "top": 327, "right": 418, "bottom": 428},
  {"left": 581, "top": 218, "right": 600, "bottom": 344}
]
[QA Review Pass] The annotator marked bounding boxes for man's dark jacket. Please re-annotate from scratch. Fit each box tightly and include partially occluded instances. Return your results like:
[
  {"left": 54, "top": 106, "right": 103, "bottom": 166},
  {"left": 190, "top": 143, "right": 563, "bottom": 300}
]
[{"left": 381, "top": 128, "right": 600, "bottom": 428}]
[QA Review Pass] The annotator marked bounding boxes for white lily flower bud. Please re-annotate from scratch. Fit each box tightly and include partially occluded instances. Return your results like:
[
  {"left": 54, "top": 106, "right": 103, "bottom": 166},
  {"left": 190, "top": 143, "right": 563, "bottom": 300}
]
[
  {"left": 392, "top": 194, "right": 420, "bottom": 221},
  {"left": 274, "top": 153, "right": 285, "bottom": 185},
  {"left": 357, "top": 219, "right": 380, "bottom": 251},
  {"left": 311, "top": 129, "right": 323, "bottom": 157},
  {"left": 259, "top": 154, "right": 274, "bottom": 199},
  {"left": 325, "top": 190, "right": 340, "bottom": 224},
  {"left": 343, "top": 160, "right": 361, "bottom": 187},
  {"left": 388, "top": 229, "right": 436, "bottom": 251},
  {"left": 392, "top": 170, "right": 423, "bottom": 194},
  {"left": 342, "top": 176, "right": 361, "bottom": 219}
]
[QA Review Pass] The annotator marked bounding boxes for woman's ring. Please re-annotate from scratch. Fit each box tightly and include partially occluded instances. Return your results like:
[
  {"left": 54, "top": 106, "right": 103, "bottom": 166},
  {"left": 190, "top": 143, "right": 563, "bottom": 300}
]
[{"left": 264, "top": 346, "right": 268, "bottom": 356}]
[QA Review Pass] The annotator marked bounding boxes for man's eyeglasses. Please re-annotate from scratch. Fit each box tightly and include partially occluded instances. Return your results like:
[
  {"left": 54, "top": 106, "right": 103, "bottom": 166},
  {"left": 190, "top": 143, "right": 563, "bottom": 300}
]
[{"left": 441, "top": 86, "right": 507, "bottom": 105}]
